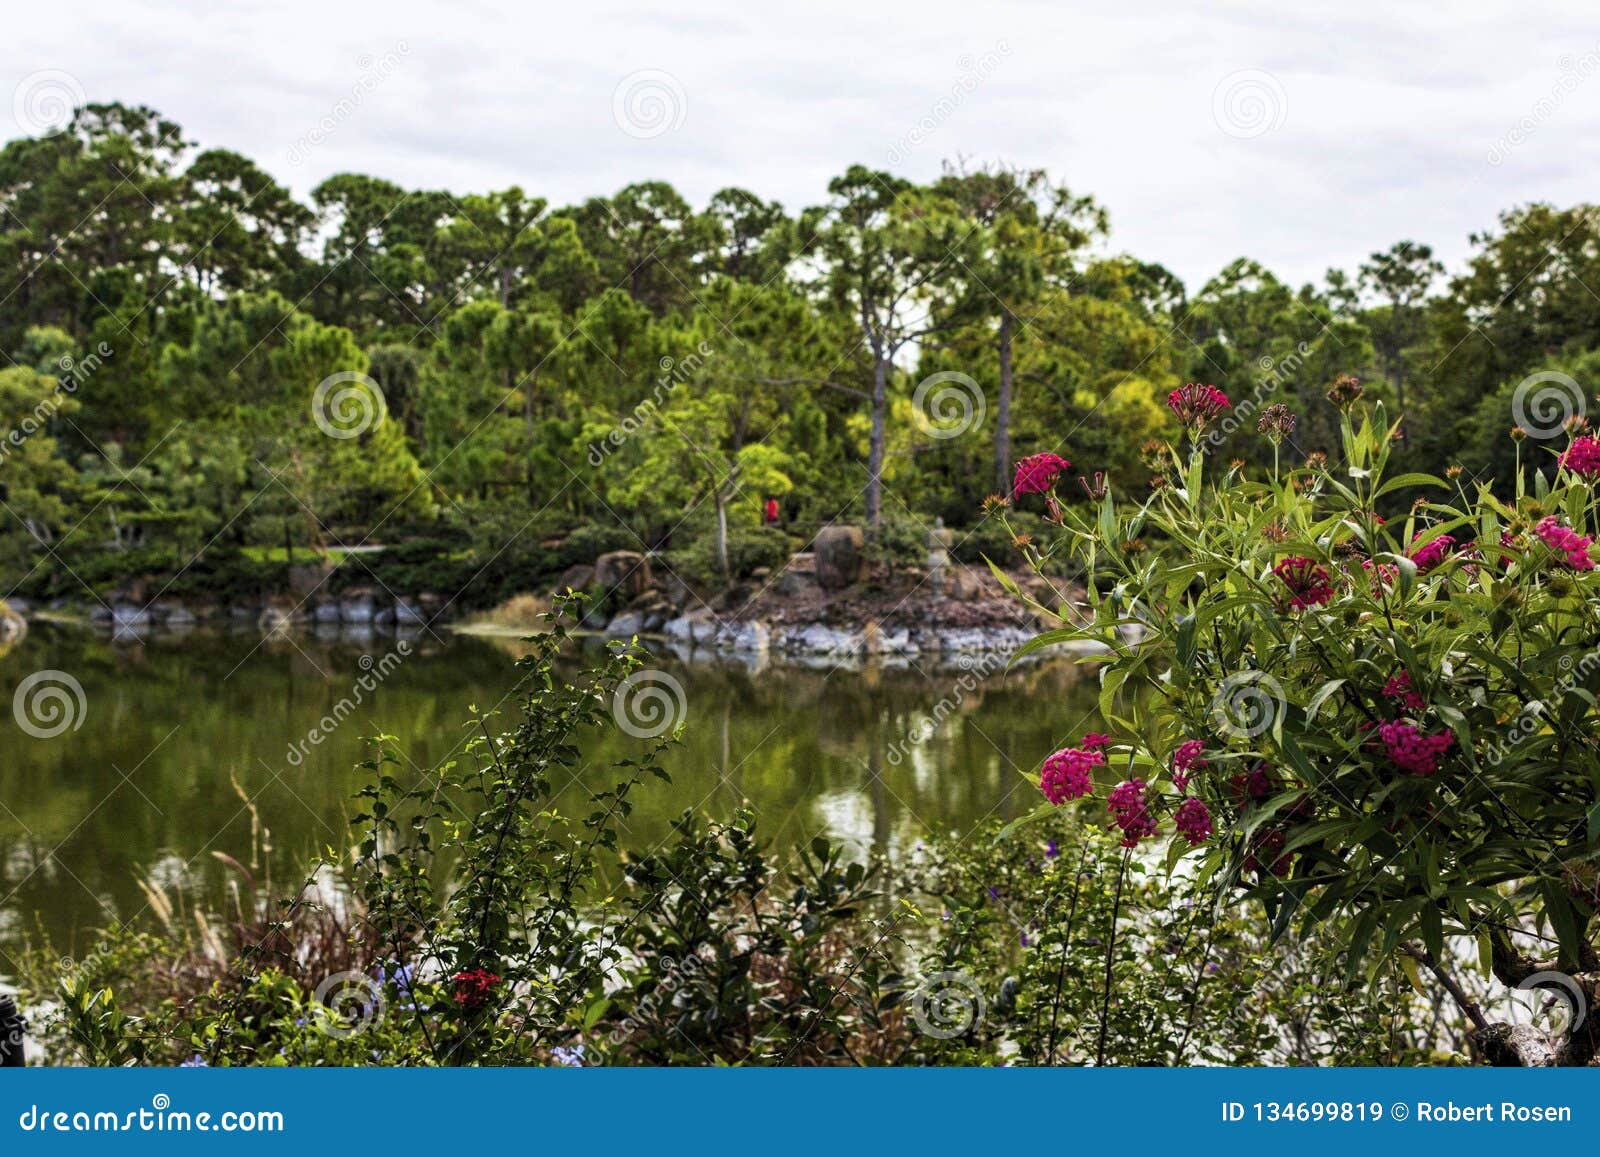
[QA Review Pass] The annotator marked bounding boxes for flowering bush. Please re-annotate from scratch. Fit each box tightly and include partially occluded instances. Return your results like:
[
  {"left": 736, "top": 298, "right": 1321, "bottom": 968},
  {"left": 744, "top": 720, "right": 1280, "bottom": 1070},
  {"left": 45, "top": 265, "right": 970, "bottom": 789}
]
[{"left": 999, "top": 388, "right": 1600, "bottom": 1066}]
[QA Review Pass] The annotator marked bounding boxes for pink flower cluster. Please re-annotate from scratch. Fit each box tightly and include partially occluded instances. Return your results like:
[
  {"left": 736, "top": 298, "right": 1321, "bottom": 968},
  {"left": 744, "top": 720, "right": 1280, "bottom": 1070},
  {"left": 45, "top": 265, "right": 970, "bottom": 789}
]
[
  {"left": 1381, "top": 671, "right": 1426, "bottom": 713},
  {"left": 1171, "top": 738, "right": 1207, "bottom": 791},
  {"left": 1378, "top": 720, "right": 1454, "bottom": 776},
  {"left": 1407, "top": 533, "right": 1456, "bottom": 574},
  {"left": 1359, "top": 559, "right": 1398, "bottom": 591},
  {"left": 1013, "top": 452, "right": 1071, "bottom": 496},
  {"left": 1040, "top": 744, "right": 1103, "bottom": 804},
  {"left": 1559, "top": 434, "right": 1600, "bottom": 478},
  {"left": 1535, "top": 516, "right": 1595, "bottom": 571},
  {"left": 1167, "top": 383, "right": 1231, "bottom": 427},
  {"left": 1107, "top": 778, "right": 1160, "bottom": 848},
  {"left": 1173, "top": 797, "right": 1213, "bottom": 845},
  {"left": 1271, "top": 556, "right": 1333, "bottom": 609}
]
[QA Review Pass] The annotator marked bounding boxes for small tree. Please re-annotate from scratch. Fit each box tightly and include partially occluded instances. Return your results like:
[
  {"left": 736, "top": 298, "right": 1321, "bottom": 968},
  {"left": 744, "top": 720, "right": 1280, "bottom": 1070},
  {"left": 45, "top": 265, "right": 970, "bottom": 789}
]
[{"left": 999, "top": 384, "right": 1600, "bottom": 1066}]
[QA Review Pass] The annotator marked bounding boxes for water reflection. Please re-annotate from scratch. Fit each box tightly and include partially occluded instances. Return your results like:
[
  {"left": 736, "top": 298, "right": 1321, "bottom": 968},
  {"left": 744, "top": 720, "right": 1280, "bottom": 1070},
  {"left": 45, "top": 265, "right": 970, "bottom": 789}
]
[{"left": 0, "top": 623, "right": 1100, "bottom": 956}]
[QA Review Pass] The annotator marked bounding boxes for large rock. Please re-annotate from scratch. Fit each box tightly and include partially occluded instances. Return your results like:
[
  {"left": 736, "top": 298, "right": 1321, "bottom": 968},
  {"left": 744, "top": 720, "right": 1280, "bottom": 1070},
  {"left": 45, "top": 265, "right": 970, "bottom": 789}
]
[
  {"left": 604, "top": 610, "right": 648, "bottom": 638},
  {"left": 593, "top": 551, "right": 652, "bottom": 598},
  {"left": 340, "top": 593, "right": 377, "bottom": 623},
  {"left": 664, "top": 608, "right": 718, "bottom": 644},
  {"left": 714, "top": 620, "right": 770, "bottom": 653},
  {"left": 813, "top": 526, "right": 864, "bottom": 590},
  {"left": 552, "top": 563, "right": 595, "bottom": 595}
]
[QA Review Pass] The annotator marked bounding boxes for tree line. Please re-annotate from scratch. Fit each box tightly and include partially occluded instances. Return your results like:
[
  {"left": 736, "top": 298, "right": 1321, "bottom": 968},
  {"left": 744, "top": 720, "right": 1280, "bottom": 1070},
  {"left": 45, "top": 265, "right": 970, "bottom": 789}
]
[{"left": 2, "top": 101, "right": 1596, "bottom": 591}]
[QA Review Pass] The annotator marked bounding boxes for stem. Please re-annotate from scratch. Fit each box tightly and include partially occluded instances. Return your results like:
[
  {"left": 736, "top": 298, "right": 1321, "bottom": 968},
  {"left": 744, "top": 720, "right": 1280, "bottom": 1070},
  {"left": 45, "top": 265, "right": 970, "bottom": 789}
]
[{"left": 1095, "top": 848, "right": 1130, "bottom": 1066}]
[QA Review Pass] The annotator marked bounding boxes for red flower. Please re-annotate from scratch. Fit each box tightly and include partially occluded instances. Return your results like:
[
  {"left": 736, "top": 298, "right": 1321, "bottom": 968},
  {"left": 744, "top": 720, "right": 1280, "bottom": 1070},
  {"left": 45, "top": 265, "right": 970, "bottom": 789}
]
[
  {"left": 1166, "top": 383, "right": 1231, "bottom": 427},
  {"left": 1559, "top": 434, "right": 1600, "bottom": 478},
  {"left": 1012, "top": 452, "right": 1071, "bottom": 496},
  {"left": 1170, "top": 739, "right": 1207, "bottom": 791},
  {"left": 1244, "top": 828, "right": 1293, "bottom": 878},
  {"left": 1535, "top": 516, "right": 1596, "bottom": 571},
  {"left": 1407, "top": 533, "right": 1455, "bottom": 574},
  {"left": 1381, "top": 671, "right": 1426, "bottom": 713},
  {"left": 1040, "top": 746, "right": 1103, "bottom": 804},
  {"left": 1378, "top": 720, "right": 1454, "bottom": 776},
  {"left": 1173, "top": 797, "right": 1213, "bottom": 845},
  {"left": 1107, "top": 778, "right": 1160, "bottom": 848},
  {"left": 1271, "top": 556, "right": 1333, "bottom": 610},
  {"left": 451, "top": 968, "right": 502, "bottom": 1012},
  {"left": 1079, "top": 732, "right": 1112, "bottom": 750}
]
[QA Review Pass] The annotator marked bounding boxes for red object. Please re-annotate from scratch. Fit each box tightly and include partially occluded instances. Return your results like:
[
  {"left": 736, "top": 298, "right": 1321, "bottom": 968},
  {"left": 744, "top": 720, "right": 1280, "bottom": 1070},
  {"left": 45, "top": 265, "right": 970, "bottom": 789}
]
[{"left": 764, "top": 498, "right": 779, "bottom": 524}]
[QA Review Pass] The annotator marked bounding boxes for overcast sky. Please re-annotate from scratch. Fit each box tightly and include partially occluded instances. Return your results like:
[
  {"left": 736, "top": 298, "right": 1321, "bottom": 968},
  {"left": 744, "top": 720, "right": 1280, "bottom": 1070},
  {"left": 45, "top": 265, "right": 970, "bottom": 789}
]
[{"left": 9, "top": 1, "right": 1599, "bottom": 291}]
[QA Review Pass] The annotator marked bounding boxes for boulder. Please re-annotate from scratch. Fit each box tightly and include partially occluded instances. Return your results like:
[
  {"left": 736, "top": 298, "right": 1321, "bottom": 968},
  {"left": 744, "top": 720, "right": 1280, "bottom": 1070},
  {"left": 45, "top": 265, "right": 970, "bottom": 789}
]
[
  {"left": 664, "top": 608, "right": 718, "bottom": 643},
  {"left": 945, "top": 567, "right": 987, "bottom": 601},
  {"left": 0, "top": 603, "right": 26, "bottom": 643},
  {"left": 593, "top": 551, "right": 652, "bottom": 598},
  {"left": 552, "top": 563, "right": 595, "bottom": 595},
  {"left": 604, "top": 610, "right": 648, "bottom": 638},
  {"left": 340, "top": 594, "right": 377, "bottom": 623},
  {"left": 312, "top": 601, "right": 342, "bottom": 624},
  {"left": 392, "top": 598, "right": 425, "bottom": 626},
  {"left": 715, "top": 620, "right": 770, "bottom": 653},
  {"left": 788, "top": 624, "right": 864, "bottom": 656},
  {"left": 813, "top": 526, "right": 864, "bottom": 590},
  {"left": 112, "top": 604, "right": 151, "bottom": 628}
]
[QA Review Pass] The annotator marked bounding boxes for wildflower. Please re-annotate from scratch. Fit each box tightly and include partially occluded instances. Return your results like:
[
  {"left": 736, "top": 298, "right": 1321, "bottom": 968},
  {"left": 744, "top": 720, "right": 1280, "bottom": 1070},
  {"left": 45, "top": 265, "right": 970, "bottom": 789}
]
[
  {"left": 1173, "top": 797, "right": 1213, "bottom": 845},
  {"left": 1107, "top": 778, "right": 1160, "bottom": 848},
  {"left": 1445, "top": 465, "right": 1464, "bottom": 479},
  {"left": 1011, "top": 533, "right": 1033, "bottom": 548},
  {"left": 1013, "top": 452, "right": 1071, "bottom": 496},
  {"left": 1079, "top": 472, "right": 1108, "bottom": 500},
  {"left": 1171, "top": 739, "right": 1207, "bottom": 791},
  {"left": 1381, "top": 671, "right": 1426, "bottom": 713},
  {"left": 1325, "top": 374, "right": 1364, "bottom": 409},
  {"left": 180, "top": 1054, "right": 209, "bottom": 1067},
  {"left": 1534, "top": 516, "right": 1596, "bottom": 571},
  {"left": 1138, "top": 439, "right": 1170, "bottom": 471},
  {"left": 1229, "top": 765, "right": 1275, "bottom": 807},
  {"left": 1256, "top": 403, "right": 1297, "bottom": 443},
  {"left": 1040, "top": 745, "right": 1103, "bottom": 804},
  {"left": 1167, "top": 383, "right": 1231, "bottom": 428},
  {"left": 1122, "top": 537, "right": 1147, "bottom": 555},
  {"left": 551, "top": 1044, "right": 586, "bottom": 1067},
  {"left": 1262, "top": 520, "right": 1290, "bottom": 543},
  {"left": 1044, "top": 838, "right": 1060, "bottom": 859},
  {"left": 981, "top": 493, "right": 1010, "bottom": 515},
  {"left": 1407, "top": 533, "right": 1456, "bottom": 574},
  {"left": 1271, "top": 556, "right": 1333, "bottom": 610},
  {"left": 1559, "top": 434, "right": 1600, "bottom": 478},
  {"left": 1080, "top": 732, "right": 1112, "bottom": 750},
  {"left": 1378, "top": 720, "right": 1454, "bottom": 776},
  {"left": 451, "top": 968, "right": 502, "bottom": 1012},
  {"left": 1304, "top": 451, "right": 1328, "bottom": 470},
  {"left": 1510, "top": 425, "right": 1528, "bottom": 442}
]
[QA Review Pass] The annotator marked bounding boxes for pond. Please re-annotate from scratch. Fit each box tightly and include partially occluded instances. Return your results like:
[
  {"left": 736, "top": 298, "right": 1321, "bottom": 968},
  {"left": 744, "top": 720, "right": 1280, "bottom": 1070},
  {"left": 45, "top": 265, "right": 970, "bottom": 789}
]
[{"left": 0, "top": 623, "right": 1100, "bottom": 958}]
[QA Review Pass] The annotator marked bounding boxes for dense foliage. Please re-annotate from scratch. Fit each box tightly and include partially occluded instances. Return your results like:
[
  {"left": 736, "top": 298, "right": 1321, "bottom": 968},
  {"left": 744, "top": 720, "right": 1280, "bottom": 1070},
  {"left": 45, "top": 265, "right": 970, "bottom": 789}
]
[
  {"left": 4, "top": 103, "right": 1598, "bottom": 602},
  {"left": 1003, "top": 387, "right": 1600, "bottom": 1065}
]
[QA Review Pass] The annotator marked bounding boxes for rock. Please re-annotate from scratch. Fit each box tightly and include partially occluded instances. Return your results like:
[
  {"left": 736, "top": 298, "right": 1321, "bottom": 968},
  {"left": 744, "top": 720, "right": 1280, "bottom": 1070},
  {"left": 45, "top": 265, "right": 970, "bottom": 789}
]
[
  {"left": 593, "top": 551, "right": 652, "bottom": 598},
  {"left": 313, "top": 601, "right": 342, "bottom": 624},
  {"left": 813, "top": 526, "right": 864, "bottom": 590},
  {"left": 112, "top": 604, "right": 151, "bottom": 628},
  {"left": 258, "top": 606, "right": 295, "bottom": 633},
  {"left": 785, "top": 624, "right": 864, "bottom": 656},
  {"left": 6, "top": 598, "right": 32, "bottom": 617},
  {"left": 715, "top": 620, "right": 770, "bottom": 653},
  {"left": 945, "top": 567, "right": 986, "bottom": 601},
  {"left": 164, "top": 604, "right": 197, "bottom": 626},
  {"left": 642, "top": 609, "right": 668, "bottom": 633},
  {"left": 552, "top": 563, "right": 595, "bottom": 595},
  {"left": 664, "top": 608, "right": 717, "bottom": 643},
  {"left": 90, "top": 605, "right": 113, "bottom": 623},
  {"left": 604, "top": 610, "right": 648, "bottom": 638},
  {"left": 392, "top": 598, "right": 425, "bottom": 626},
  {"left": 340, "top": 594, "right": 377, "bottom": 623}
]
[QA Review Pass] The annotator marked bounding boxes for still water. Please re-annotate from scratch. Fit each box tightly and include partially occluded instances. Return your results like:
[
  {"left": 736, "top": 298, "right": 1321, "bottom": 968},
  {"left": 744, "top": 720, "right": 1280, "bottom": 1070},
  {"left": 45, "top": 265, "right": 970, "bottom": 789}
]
[{"left": 0, "top": 623, "right": 1098, "bottom": 957}]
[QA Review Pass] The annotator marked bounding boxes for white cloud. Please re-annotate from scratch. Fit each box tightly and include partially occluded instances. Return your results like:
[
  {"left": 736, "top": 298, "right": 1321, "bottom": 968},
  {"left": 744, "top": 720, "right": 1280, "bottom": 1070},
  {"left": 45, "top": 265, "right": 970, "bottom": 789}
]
[{"left": 8, "top": 0, "right": 1599, "bottom": 290}]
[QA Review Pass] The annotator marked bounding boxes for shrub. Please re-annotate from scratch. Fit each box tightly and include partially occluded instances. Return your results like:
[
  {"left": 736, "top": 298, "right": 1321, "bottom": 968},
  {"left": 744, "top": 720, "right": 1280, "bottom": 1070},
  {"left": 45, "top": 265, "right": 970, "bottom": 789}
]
[
  {"left": 666, "top": 524, "right": 792, "bottom": 587},
  {"left": 1001, "top": 387, "right": 1600, "bottom": 1066}
]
